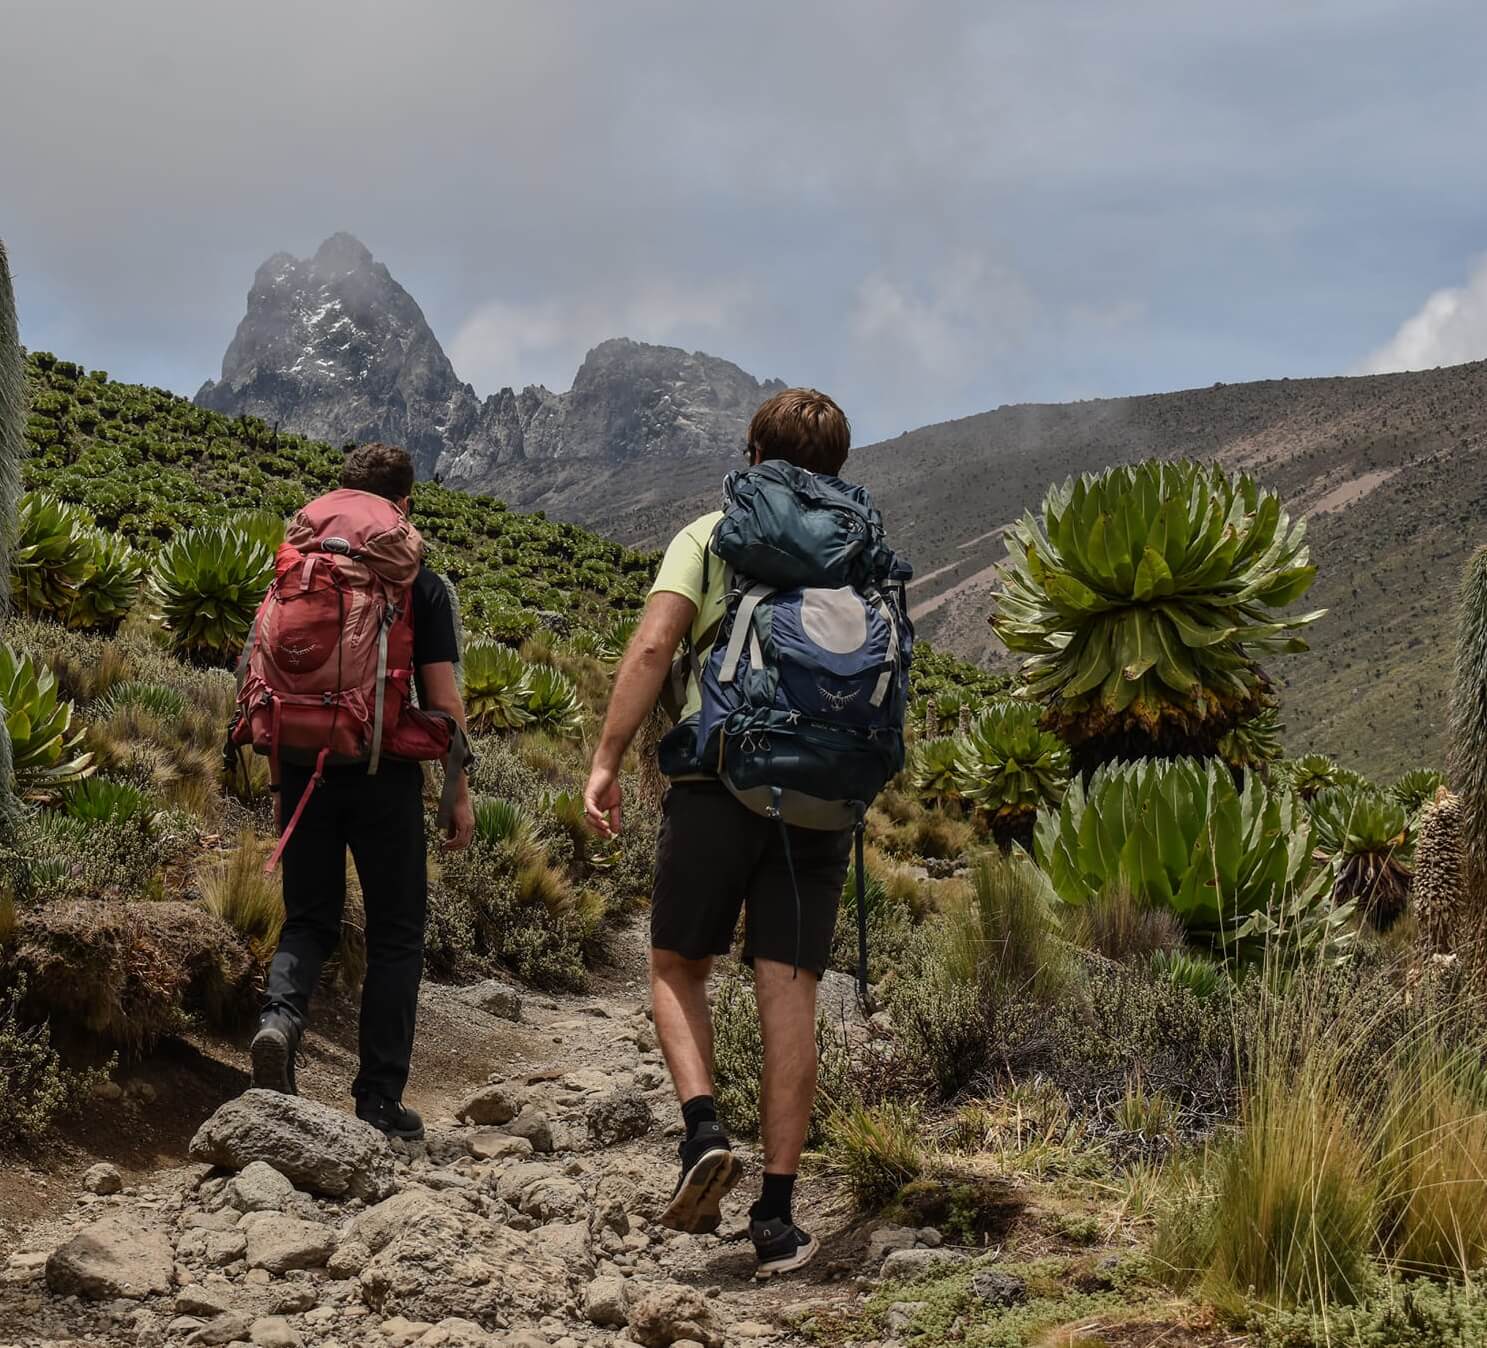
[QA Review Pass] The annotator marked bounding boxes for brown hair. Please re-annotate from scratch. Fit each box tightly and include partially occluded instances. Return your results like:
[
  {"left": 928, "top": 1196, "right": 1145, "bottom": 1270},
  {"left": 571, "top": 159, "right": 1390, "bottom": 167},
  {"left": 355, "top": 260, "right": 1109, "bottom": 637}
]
[
  {"left": 747, "top": 388, "right": 851, "bottom": 475},
  {"left": 341, "top": 442, "right": 415, "bottom": 502}
]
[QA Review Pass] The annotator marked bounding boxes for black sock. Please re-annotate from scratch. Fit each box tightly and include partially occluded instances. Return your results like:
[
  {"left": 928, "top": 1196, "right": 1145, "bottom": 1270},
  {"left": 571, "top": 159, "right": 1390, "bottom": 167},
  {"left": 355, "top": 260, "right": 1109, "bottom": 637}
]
[
  {"left": 681, "top": 1095, "right": 717, "bottom": 1141},
  {"left": 751, "top": 1172, "right": 796, "bottom": 1225}
]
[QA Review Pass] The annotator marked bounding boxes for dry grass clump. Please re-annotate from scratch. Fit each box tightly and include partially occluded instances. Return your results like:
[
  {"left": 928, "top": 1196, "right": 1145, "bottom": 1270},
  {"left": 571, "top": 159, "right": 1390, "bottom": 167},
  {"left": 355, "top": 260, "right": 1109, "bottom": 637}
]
[
  {"left": 822, "top": 1099, "right": 926, "bottom": 1210},
  {"left": 10, "top": 899, "right": 256, "bottom": 1054},
  {"left": 197, "top": 829, "right": 284, "bottom": 960},
  {"left": 1063, "top": 884, "right": 1185, "bottom": 963}
]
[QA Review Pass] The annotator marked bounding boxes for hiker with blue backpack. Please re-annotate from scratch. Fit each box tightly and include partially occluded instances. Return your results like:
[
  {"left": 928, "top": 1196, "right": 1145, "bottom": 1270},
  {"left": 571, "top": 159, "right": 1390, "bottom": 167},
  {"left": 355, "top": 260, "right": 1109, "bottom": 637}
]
[{"left": 583, "top": 388, "right": 913, "bottom": 1279}]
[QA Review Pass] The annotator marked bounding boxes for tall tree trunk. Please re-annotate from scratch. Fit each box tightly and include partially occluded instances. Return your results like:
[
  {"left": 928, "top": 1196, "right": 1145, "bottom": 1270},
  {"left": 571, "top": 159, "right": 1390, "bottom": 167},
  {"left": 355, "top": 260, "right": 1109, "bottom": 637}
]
[{"left": 1446, "top": 546, "right": 1487, "bottom": 974}]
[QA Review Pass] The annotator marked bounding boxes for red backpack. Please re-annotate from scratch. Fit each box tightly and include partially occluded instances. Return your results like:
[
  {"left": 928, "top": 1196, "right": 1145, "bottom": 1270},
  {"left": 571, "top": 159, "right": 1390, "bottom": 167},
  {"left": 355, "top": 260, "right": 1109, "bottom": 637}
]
[{"left": 232, "top": 489, "right": 468, "bottom": 869}]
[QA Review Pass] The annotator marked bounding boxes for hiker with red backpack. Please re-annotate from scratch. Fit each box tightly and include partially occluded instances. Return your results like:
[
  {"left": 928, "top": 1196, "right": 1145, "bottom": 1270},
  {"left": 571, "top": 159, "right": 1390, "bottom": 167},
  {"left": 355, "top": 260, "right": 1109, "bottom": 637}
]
[
  {"left": 583, "top": 389, "right": 913, "bottom": 1279},
  {"left": 233, "top": 443, "right": 475, "bottom": 1140}
]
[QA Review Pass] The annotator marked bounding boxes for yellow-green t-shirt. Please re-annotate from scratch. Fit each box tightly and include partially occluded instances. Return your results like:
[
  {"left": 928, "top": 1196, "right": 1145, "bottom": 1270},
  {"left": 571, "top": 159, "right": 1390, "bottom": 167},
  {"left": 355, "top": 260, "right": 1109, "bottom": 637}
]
[{"left": 648, "top": 510, "right": 725, "bottom": 719}]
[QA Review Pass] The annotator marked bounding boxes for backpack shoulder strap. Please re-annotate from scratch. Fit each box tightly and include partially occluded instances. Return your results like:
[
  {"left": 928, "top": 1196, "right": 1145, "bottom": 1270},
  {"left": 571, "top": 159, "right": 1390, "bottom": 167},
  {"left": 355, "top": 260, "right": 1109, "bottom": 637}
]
[{"left": 719, "top": 582, "right": 774, "bottom": 684}]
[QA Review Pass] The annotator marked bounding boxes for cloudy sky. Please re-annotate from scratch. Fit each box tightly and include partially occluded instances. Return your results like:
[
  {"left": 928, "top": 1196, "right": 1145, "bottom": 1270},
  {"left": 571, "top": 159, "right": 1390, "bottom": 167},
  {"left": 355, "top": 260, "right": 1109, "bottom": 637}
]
[{"left": 4, "top": 0, "right": 1487, "bottom": 443}]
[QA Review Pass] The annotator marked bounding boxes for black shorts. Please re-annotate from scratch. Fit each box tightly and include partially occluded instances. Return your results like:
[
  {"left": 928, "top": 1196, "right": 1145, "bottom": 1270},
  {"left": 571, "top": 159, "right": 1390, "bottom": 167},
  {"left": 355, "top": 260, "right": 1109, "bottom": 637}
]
[{"left": 651, "top": 781, "right": 852, "bottom": 977}]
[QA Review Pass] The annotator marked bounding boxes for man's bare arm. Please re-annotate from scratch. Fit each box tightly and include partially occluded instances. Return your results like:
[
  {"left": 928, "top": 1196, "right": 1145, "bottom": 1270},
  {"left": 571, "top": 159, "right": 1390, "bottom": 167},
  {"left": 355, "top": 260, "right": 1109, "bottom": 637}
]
[
  {"left": 418, "top": 660, "right": 474, "bottom": 849},
  {"left": 584, "top": 591, "right": 696, "bottom": 835}
]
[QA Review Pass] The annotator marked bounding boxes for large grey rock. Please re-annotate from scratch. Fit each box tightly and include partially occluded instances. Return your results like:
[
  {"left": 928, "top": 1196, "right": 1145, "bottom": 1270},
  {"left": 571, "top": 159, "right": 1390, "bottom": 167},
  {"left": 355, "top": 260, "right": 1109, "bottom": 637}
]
[
  {"left": 176, "top": 1227, "right": 247, "bottom": 1267},
  {"left": 82, "top": 1163, "right": 124, "bottom": 1195},
  {"left": 457, "top": 980, "right": 523, "bottom": 1022},
  {"left": 586, "top": 1089, "right": 653, "bottom": 1147},
  {"left": 583, "top": 1276, "right": 629, "bottom": 1327},
  {"left": 626, "top": 1283, "right": 722, "bottom": 1348},
  {"left": 231, "top": 1161, "right": 296, "bottom": 1213},
  {"left": 880, "top": 1247, "right": 966, "bottom": 1280},
  {"left": 970, "top": 1267, "right": 1028, "bottom": 1306},
  {"left": 348, "top": 1189, "right": 445, "bottom": 1255},
  {"left": 45, "top": 1216, "right": 174, "bottom": 1300},
  {"left": 507, "top": 1106, "right": 554, "bottom": 1153},
  {"left": 243, "top": 1214, "right": 336, "bottom": 1273},
  {"left": 189, "top": 1089, "right": 395, "bottom": 1201},
  {"left": 249, "top": 1315, "right": 303, "bottom": 1348},
  {"left": 188, "top": 1312, "right": 255, "bottom": 1346},
  {"left": 416, "top": 1318, "right": 504, "bottom": 1347},
  {"left": 456, "top": 1085, "right": 520, "bottom": 1126},
  {"left": 494, "top": 1164, "right": 586, "bottom": 1223},
  {"left": 176, "top": 1286, "right": 236, "bottom": 1318}
]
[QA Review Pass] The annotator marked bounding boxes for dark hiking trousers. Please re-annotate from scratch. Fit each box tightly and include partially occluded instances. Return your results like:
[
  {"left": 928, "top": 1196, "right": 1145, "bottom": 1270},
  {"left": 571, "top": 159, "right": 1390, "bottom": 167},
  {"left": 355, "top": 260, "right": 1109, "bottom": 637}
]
[{"left": 264, "top": 759, "right": 426, "bottom": 1102}]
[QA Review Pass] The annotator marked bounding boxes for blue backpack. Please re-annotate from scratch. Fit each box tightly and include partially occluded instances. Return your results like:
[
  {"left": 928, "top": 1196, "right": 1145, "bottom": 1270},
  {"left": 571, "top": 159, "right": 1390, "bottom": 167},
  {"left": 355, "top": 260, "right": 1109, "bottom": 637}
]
[{"left": 662, "top": 461, "right": 915, "bottom": 994}]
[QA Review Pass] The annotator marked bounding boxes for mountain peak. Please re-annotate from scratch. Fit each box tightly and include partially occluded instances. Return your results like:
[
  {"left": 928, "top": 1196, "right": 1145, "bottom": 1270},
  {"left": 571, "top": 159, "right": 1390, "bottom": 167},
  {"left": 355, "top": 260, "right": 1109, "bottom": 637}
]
[{"left": 197, "top": 237, "right": 786, "bottom": 483}]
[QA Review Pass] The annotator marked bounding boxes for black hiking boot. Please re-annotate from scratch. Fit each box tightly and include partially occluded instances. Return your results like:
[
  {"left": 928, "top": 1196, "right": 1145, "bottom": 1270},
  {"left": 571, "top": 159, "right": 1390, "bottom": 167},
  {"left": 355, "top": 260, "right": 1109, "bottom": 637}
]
[
  {"left": 659, "top": 1121, "right": 743, "bottom": 1235},
  {"left": 355, "top": 1095, "right": 425, "bottom": 1141},
  {"left": 750, "top": 1216, "right": 819, "bottom": 1279},
  {"left": 249, "top": 1008, "right": 300, "bottom": 1095}
]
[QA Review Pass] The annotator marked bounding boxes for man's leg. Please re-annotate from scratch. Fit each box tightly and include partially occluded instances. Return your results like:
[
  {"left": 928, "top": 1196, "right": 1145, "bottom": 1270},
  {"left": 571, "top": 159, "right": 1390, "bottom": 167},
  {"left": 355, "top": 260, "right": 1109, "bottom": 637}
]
[
  {"left": 651, "top": 947, "right": 715, "bottom": 1104},
  {"left": 345, "top": 763, "right": 426, "bottom": 1119},
  {"left": 257, "top": 767, "right": 346, "bottom": 1091},
  {"left": 753, "top": 958, "right": 820, "bottom": 1177}
]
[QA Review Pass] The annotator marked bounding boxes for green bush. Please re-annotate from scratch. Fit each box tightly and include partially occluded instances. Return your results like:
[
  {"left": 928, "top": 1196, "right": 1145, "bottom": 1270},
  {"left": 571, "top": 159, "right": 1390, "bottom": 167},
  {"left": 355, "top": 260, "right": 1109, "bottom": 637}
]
[
  {"left": 464, "top": 640, "right": 534, "bottom": 733},
  {"left": 821, "top": 1099, "right": 925, "bottom": 1210},
  {"left": 1253, "top": 1279, "right": 1487, "bottom": 1346},
  {"left": 147, "top": 522, "right": 273, "bottom": 664},
  {"left": 0, "top": 642, "right": 92, "bottom": 796},
  {"left": 952, "top": 700, "right": 1069, "bottom": 844},
  {"left": 526, "top": 664, "right": 582, "bottom": 738},
  {"left": 10, "top": 490, "right": 94, "bottom": 618},
  {"left": 61, "top": 776, "right": 154, "bottom": 826},
  {"left": 0, "top": 976, "right": 113, "bottom": 1146},
  {"left": 67, "top": 528, "right": 142, "bottom": 632},
  {"left": 1308, "top": 783, "right": 1413, "bottom": 928}
]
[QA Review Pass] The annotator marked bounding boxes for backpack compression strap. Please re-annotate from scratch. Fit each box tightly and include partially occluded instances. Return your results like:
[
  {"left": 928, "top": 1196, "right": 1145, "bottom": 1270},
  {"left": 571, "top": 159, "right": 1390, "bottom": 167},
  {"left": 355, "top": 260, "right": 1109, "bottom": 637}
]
[{"left": 719, "top": 583, "right": 773, "bottom": 684}]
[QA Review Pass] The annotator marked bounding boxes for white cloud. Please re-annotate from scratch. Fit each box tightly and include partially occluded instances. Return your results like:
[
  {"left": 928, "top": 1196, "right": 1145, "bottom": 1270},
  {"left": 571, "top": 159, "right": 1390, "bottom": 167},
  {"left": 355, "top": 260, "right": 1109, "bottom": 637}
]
[
  {"left": 447, "top": 277, "right": 754, "bottom": 396},
  {"left": 847, "top": 254, "right": 1040, "bottom": 388},
  {"left": 1355, "top": 257, "right": 1487, "bottom": 374}
]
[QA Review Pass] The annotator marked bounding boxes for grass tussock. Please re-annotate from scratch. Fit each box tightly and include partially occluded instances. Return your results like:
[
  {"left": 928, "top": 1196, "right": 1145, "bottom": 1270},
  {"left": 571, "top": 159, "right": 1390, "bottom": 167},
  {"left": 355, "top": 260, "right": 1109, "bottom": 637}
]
[
  {"left": 197, "top": 829, "right": 284, "bottom": 959},
  {"left": 821, "top": 1098, "right": 926, "bottom": 1210}
]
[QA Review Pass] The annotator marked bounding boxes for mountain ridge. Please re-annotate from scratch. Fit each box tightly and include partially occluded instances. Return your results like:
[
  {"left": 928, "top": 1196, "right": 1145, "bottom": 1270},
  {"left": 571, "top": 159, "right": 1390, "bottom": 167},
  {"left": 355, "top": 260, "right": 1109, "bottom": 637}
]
[{"left": 196, "top": 233, "right": 783, "bottom": 481}]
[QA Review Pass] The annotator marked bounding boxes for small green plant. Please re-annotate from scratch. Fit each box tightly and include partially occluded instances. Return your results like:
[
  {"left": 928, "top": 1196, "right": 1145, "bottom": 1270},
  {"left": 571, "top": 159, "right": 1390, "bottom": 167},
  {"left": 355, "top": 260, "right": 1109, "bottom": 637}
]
[
  {"left": 1149, "top": 947, "right": 1224, "bottom": 1000},
  {"left": 597, "top": 613, "right": 640, "bottom": 664},
  {"left": 526, "top": 664, "right": 582, "bottom": 738},
  {"left": 0, "top": 975, "right": 113, "bottom": 1146},
  {"left": 821, "top": 1099, "right": 926, "bottom": 1210},
  {"left": 909, "top": 737, "right": 964, "bottom": 803},
  {"left": 1219, "top": 703, "right": 1285, "bottom": 770},
  {"left": 953, "top": 699, "right": 1070, "bottom": 844},
  {"left": 93, "top": 679, "right": 187, "bottom": 721},
  {"left": 61, "top": 776, "right": 153, "bottom": 826},
  {"left": 463, "top": 640, "right": 535, "bottom": 733},
  {"left": 1388, "top": 768, "right": 1447, "bottom": 820},
  {"left": 472, "top": 796, "right": 538, "bottom": 854},
  {"left": 1278, "top": 753, "right": 1342, "bottom": 802},
  {"left": 147, "top": 522, "right": 274, "bottom": 664},
  {"left": 1308, "top": 784, "right": 1412, "bottom": 929},
  {"left": 0, "top": 643, "right": 93, "bottom": 796}
]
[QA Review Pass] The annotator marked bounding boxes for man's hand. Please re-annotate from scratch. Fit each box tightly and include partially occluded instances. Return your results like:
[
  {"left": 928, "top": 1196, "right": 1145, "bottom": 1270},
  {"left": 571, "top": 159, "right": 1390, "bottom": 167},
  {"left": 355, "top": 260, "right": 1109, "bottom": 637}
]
[
  {"left": 584, "top": 763, "right": 622, "bottom": 839},
  {"left": 443, "top": 793, "right": 475, "bottom": 851}
]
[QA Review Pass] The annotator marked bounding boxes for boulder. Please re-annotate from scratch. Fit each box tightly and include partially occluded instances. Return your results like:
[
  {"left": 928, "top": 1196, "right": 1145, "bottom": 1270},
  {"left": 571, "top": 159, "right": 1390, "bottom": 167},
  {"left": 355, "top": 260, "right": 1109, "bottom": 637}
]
[
  {"left": 190, "top": 1089, "right": 396, "bottom": 1201},
  {"left": 250, "top": 1315, "right": 304, "bottom": 1348},
  {"left": 244, "top": 1215, "right": 337, "bottom": 1273},
  {"left": 82, "top": 1163, "right": 124, "bottom": 1196},
  {"left": 327, "top": 1238, "right": 371, "bottom": 1280},
  {"left": 457, "top": 1085, "right": 520, "bottom": 1126},
  {"left": 231, "top": 1161, "right": 297, "bottom": 1213},
  {"left": 970, "top": 1267, "right": 1028, "bottom": 1306},
  {"left": 880, "top": 1247, "right": 966, "bottom": 1280},
  {"left": 456, "top": 979, "right": 523, "bottom": 1021},
  {"left": 469, "top": 1131, "right": 532, "bottom": 1162},
  {"left": 865, "top": 1224, "right": 919, "bottom": 1262},
  {"left": 626, "top": 1283, "right": 722, "bottom": 1348},
  {"left": 45, "top": 1216, "right": 174, "bottom": 1300},
  {"left": 381, "top": 1316, "right": 435, "bottom": 1347},
  {"left": 176, "top": 1227, "right": 247, "bottom": 1267},
  {"left": 188, "top": 1312, "right": 255, "bottom": 1345},
  {"left": 175, "top": 1286, "right": 236, "bottom": 1317},
  {"left": 348, "top": 1189, "right": 446, "bottom": 1255},
  {"left": 494, "top": 1164, "right": 586, "bottom": 1223},
  {"left": 583, "top": 1276, "right": 629, "bottom": 1327},
  {"left": 585, "top": 1089, "right": 653, "bottom": 1147},
  {"left": 507, "top": 1106, "right": 554, "bottom": 1153}
]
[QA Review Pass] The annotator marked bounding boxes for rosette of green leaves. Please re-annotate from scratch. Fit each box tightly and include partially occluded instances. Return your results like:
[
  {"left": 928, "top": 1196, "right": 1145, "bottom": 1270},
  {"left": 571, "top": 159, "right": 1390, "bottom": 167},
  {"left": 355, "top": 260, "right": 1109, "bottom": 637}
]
[
  {"left": 1035, "top": 757, "right": 1317, "bottom": 956},
  {"left": 1218, "top": 703, "right": 1284, "bottom": 771},
  {"left": 11, "top": 490, "right": 95, "bottom": 618},
  {"left": 463, "top": 640, "right": 534, "bottom": 733},
  {"left": 67, "top": 529, "right": 142, "bottom": 631},
  {"left": 992, "top": 461, "right": 1323, "bottom": 756},
  {"left": 1274, "top": 752, "right": 1340, "bottom": 801},
  {"left": 954, "top": 699, "right": 1070, "bottom": 833},
  {"left": 910, "top": 737, "right": 965, "bottom": 803},
  {"left": 527, "top": 665, "right": 582, "bottom": 738},
  {"left": 1388, "top": 768, "right": 1446, "bottom": 820},
  {"left": 147, "top": 522, "right": 273, "bottom": 664},
  {"left": 1308, "top": 783, "right": 1412, "bottom": 927},
  {"left": 0, "top": 643, "right": 92, "bottom": 796}
]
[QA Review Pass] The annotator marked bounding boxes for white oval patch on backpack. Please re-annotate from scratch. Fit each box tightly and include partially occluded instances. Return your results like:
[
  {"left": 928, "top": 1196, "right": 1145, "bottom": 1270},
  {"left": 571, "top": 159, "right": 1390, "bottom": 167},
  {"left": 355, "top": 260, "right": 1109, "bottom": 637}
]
[{"left": 799, "top": 587, "right": 868, "bottom": 654}]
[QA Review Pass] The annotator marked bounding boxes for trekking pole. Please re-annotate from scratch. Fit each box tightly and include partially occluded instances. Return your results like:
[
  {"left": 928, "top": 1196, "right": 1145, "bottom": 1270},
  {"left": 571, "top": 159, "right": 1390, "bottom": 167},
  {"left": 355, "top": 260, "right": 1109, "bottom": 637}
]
[{"left": 853, "top": 803, "right": 869, "bottom": 1008}]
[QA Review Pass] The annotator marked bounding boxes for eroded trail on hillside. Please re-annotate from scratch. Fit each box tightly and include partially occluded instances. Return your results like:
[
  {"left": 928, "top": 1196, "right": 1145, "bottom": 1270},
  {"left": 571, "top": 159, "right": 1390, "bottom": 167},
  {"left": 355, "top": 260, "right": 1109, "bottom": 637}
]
[{"left": 0, "top": 925, "right": 883, "bottom": 1348}]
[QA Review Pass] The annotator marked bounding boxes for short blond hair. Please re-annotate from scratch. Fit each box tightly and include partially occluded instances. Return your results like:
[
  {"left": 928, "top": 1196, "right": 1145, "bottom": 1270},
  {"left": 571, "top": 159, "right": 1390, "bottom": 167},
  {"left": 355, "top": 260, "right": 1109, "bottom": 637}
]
[{"left": 748, "top": 388, "right": 850, "bottom": 475}]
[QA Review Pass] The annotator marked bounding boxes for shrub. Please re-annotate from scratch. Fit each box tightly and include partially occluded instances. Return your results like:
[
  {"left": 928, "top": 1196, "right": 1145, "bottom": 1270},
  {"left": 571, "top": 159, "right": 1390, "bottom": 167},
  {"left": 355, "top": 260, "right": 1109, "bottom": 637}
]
[
  {"left": 821, "top": 1100, "right": 926, "bottom": 1210},
  {"left": 1389, "top": 768, "right": 1447, "bottom": 821},
  {"left": 147, "top": 522, "right": 273, "bottom": 664},
  {"left": 953, "top": 701, "right": 1069, "bottom": 845},
  {"left": 526, "top": 664, "right": 582, "bottom": 738},
  {"left": 1275, "top": 753, "right": 1342, "bottom": 802},
  {"left": 1062, "top": 883, "right": 1184, "bottom": 962},
  {"left": 61, "top": 776, "right": 154, "bottom": 826},
  {"left": 0, "top": 642, "right": 92, "bottom": 796},
  {"left": 1037, "top": 758, "right": 1328, "bottom": 958},
  {"left": 10, "top": 900, "right": 256, "bottom": 1053},
  {"left": 1219, "top": 703, "right": 1285, "bottom": 770},
  {"left": 463, "top": 640, "right": 534, "bottom": 733},
  {"left": 10, "top": 490, "right": 94, "bottom": 618},
  {"left": 1253, "top": 1279, "right": 1487, "bottom": 1346},
  {"left": 0, "top": 976, "right": 112, "bottom": 1147},
  {"left": 67, "top": 528, "right": 142, "bottom": 632},
  {"left": 93, "top": 679, "right": 187, "bottom": 721},
  {"left": 1309, "top": 783, "right": 1413, "bottom": 929}
]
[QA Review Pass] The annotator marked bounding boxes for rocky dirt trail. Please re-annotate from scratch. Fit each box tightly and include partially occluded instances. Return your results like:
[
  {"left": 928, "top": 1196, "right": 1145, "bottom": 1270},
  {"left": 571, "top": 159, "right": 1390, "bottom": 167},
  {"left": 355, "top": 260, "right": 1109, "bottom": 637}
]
[{"left": 0, "top": 924, "right": 909, "bottom": 1348}]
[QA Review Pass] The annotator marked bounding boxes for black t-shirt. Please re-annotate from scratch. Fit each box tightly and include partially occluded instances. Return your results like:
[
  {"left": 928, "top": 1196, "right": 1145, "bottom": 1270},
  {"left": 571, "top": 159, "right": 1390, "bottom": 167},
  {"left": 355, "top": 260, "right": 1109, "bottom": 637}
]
[{"left": 411, "top": 565, "right": 460, "bottom": 705}]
